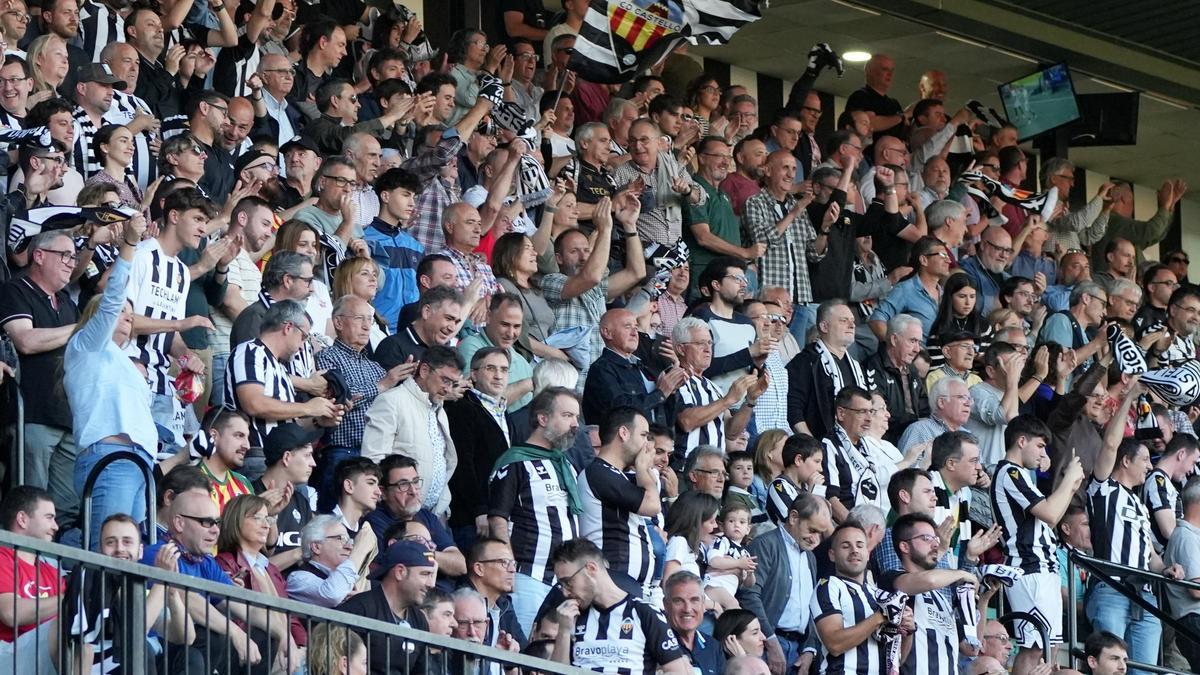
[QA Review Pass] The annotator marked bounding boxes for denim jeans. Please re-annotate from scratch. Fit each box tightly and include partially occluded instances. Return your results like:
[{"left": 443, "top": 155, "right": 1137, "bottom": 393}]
[
  {"left": 211, "top": 351, "right": 229, "bottom": 409},
  {"left": 24, "top": 423, "right": 79, "bottom": 529},
  {"left": 790, "top": 303, "right": 818, "bottom": 345},
  {"left": 512, "top": 572, "right": 552, "bottom": 638},
  {"left": 1086, "top": 582, "right": 1161, "bottom": 675},
  {"left": 151, "top": 391, "right": 182, "bottom": 447},
  {"left": 74, "top": 441, "right": 153, "bottom": 550}
]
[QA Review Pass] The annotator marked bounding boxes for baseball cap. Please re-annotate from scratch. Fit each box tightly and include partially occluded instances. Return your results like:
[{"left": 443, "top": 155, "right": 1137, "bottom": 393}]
[
  {"left": 234, "top": 149, "right": 274, "bottom": 175},
  {"left": 370, "top": 540, "right": 437, "bottom": 579},
  {"left": 76, "top": 64, "right": 126, "bottom": 88},
  {"left": 938, "top": 329, "right": 978, "bottom": 348},
  {"left": 280, "top": 135, "right": 319, "bottom": 155},
  {"left": 262, "top": 422, "right": 322, "bottom": 466}
]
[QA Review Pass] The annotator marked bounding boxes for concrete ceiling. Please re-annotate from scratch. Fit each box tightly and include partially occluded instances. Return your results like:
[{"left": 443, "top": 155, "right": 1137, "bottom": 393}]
[{"left": 689, "top": 0, "right": 1200, "bottom": 193}]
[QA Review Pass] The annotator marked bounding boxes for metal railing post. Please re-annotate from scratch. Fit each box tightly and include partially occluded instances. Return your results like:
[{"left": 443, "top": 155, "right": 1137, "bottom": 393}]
[
  {"left": 1067, "top": 551, "right": 1078, "bottom": 669},
  {"left": 79, "top": 449, "right": 157, "bottom": 550}
]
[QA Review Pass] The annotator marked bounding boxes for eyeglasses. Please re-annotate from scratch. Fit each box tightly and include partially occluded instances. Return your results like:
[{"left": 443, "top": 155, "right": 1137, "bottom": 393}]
[
  {"left": 983, "top": 634, "right": 1012, "bottom": 644},
  {"left": 838, "top": 406, "right": 872, "bottom": 415},
  {"left": 477, "top": 558, "right": 517, "bottom": 570},
  {"left": 0, "top": 76, "right": 28, "bottom": 86},
  {"left": 262, "top": 68, "right": 293, "bottom": 75},
  {"left": 905, "top": 533, "right": 939, "bottom": 544},
  {"left": 336, "top": 313, "right": 376, "bottom": 325},
  {"left": 386, "top": 478, "right": 423, "bottom": 492},
  {"left": 922, "top": 251, "right": 950, "bottom": 260},
  {"left": 245, "top": 161, "right": 277, "bottom": 173},
  {"left": 800, "top": 106, "right": 821, "bottom": 115},
  {"left": 1169, "top": 257, "right": 1190, "bottom": 265},
  {"left": 1087, "top": 294, "right": 1109, "bottom": 305},
  {"left": 456, "top": 618, "right": 489, "bottom": 629},
  {"left": 37, "top": 248, "right": 77, "bottom": 264},
  {"left": 513, "top": 52, "right": 538, "bottom": 61},
  {"left": 980, "top": 163, "right": 1000, "bottom": 171},
  {"left": 559, "top": 563, "right": 587, "bottom": 587},
  {"left": 1149, "top": 280, "right": 1180, "bottom": 288},
  {"left": 692, "top": 468, "right": 724, "bottom": 476},
  {"left": 208, "top": 103, "right": 229, "bottom": 116},
  {"left": 983, "top": 240, "right": 1014, "bottom": 256},
  {"left": 1052, "top": 174, "right": 1075, "bottom": 183},
  {"left": 186, "top": 144, "right": 206, "bottom": 156},
  {"left": 35, "top": 153, "right": 66, "bottom": 165},
  {"left": 723, "top": 274, "right": 748, "bottom": 285},
  {"left": 323, "top": 175, "right": 358, "bottom": 188},
  {"left": 766, "top": 314, "right": 787, "bottom": 324},
  {"left": 323, "top": 533, "right": 351, "bottom": 544},
  {"left": 287, "top": 320, "right": 311, "bottom": 342},
  {"left": 683, "top": 340, "right": 714, "bottom": 348},
  {"left": 179, "top": 514, "right": 220, "bottom": 529},
  {"left": 247, "top": 514, "right": 277, "bottom": 525}
]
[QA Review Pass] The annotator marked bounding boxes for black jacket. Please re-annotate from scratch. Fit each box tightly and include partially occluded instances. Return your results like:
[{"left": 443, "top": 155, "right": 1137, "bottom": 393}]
[
  {"left": 785, "top": 342, "right": 840, "bottom": 440},
  {"left": 864, "top": 348, "right": 929, "bottom": 444},
  {"left": 444, "top": 391, "right": 510, "bottom": 529},
  {"left": 581, "top": 348, "right": 675, "bottom": 428}
]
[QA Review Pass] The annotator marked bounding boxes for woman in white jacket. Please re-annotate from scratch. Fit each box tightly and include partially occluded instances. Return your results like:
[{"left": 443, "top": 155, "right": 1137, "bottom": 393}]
[{"left": 360, "top": 345, "right": 462, "bottom": 519}]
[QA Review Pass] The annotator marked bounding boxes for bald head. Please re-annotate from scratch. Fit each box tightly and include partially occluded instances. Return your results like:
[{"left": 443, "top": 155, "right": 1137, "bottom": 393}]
[
  {"left": 765, "top": 149, "right": 798, "bottom": 191},
  {"left": 726, "top": 655, "right": 771, "bottom": 675},
  {"left": 599, "top": 308, "right": 639, "bottom": 355},
  {"left": 919, "top": 70, "right": 947, "bottom": 100},
  {"left": 865, "top": 54, "right": 895, "bottom": 93},
  {"left": 968, "top": 656, "right": 1005, "bottom": 675},
  {"left": 101, "top": 41, "right": 139, "bottom": 90},
  {"left": 443, "top": 202, "right": 484, "bottom": 251}
]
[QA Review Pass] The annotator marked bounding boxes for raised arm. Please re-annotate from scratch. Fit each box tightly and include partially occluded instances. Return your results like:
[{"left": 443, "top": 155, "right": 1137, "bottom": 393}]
[{"left": 1093, "top": 377, "right": 1140, "bottom": 482}]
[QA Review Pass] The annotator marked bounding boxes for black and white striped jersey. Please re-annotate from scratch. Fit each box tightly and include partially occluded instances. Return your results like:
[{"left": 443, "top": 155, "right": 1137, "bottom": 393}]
[
  {"left": 674, "top": 374, "right": 726, "bottom": 460},
  {"left": 225, "top": 338, "right": 297, "bottom": 447},
  {"left": 822, "top": 430, "right": 884, "bottom": 511},
  {"left": 78, "top": 0, "right": 124, "bottom": 62},
  {"left": 879, "top": 570, "right": 961, "bottom": 675},
  {"left": 990, "top": 460, "right": 1059, "bottom": 574},
  {"left": 1088, "top": 475, "right": 1153, "bottom": 574},
  {"left": 254, "top": 291, "right": 315, "bottom": 378},
  {"left": 767, "top": 475, "right": 802, "bottom": 524},
  {"left": 811, "top": 575, "right": 886, "bottom": 675},
  {"left": 932, "top": 470, "right": 972, "bottom": 569},
  {"left": 123, "top": 239, "right": 189, "bottom": 396},
  {"left": 71, "top": 106, "right": 102, "bottom": 178},
  {"left": 107, "top": 91, "right": 158, "bottom": 191},
  {"left": 1142, "top": 468, "right": 1180, "bottom": 552},
  {"left": 488, "top": 455, "right": 579, "bottom": 585},
  {"left": 578, "top": 458, "right": 655, "bottom": 586},
  {"left": 568, "top": 593, "right": 685, "bottom": 674},
  {"left": 212, "top": 30, "right": 262, "bottom": 98}
]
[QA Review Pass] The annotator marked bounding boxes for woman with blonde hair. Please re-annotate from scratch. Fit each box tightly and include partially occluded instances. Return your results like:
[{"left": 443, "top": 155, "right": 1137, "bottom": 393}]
[
  {"left": 27, "top": 34, "right": 68, "bottom": 97},
  {"left": 306, "top": 623, "right": 367, "bottom": 675},
  {"left": 215, "top": 494, "right": 307, "bottom": 672},
  {"left": 331, "top": 255, "right": 390, "bottom": 352},
  {"left": 750, "top": 428, "right": 789, "bottom": 515}
]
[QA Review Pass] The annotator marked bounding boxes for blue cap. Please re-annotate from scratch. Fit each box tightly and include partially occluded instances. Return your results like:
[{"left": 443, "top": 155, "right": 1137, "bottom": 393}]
[{"left": 370, "top": 540, "right": 437, "bottom": 579}]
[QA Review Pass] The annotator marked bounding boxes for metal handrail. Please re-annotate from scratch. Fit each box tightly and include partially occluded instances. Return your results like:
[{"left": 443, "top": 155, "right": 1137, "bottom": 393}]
[
  {"left": 1064, "top": 548, "right": 1200, "bottom": 675},
  {"left": 0, "top": 528, "right": 586, "bottom": 673},
  {"left": 79, "top": 449, "right": 158, "bottom": 550},
  {"left": 997, "top": 611, "right": 1050, "bottom": 665}
]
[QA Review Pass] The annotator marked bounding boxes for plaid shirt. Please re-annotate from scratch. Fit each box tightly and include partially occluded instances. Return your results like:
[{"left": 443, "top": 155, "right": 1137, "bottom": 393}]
[
  {"left": 439, "top": 246, "right": 501, "bottom": 299},
  {"left": 541, "top": 271, "right": 610, "bottom": 376},
  {"left": 404, "top": 130, "right": 465, "bottom": 251},
  {"left": 742, "top": 189, "right": 821, "bottom": 304},
  {"left": 314, "top": 339, "right": 386, "bottom": 449},
  {"left": 612, "top": 151, "right": 704, "bottom": 245}
]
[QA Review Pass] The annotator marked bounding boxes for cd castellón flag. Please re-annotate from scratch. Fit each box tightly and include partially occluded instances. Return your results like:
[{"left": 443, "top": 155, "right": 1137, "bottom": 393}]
[{"left": 569, "top": 0, "right": 765, "bottom": 84}]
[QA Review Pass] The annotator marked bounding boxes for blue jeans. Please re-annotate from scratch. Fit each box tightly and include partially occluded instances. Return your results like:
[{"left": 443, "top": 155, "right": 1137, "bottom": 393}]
[
  {"left": 512, "top": 572, "right": 552, "bottom": 638},
  {"left": 74, "top": 441, "right": 152, "bottom": 550},
  {"left": 211, "top": 351, "right": 229, "bottom": 409},
  {"left": 776, "top": 633, "right": 802, "bottom": 671},
  {"left": 316, "top": 446, "right": 359, "bottom": 513},
  {"left": 790, "top": 303, "right": 818, "bottom": 346},
  {"left": 1086, "top": 582, "right": 1161, "bottom": 675}
]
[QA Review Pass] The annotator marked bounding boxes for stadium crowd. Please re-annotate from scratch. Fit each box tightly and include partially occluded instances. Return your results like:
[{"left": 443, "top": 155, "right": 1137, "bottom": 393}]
[{"left": 0, "top": 0, "right": 1193, "bottom": 674}]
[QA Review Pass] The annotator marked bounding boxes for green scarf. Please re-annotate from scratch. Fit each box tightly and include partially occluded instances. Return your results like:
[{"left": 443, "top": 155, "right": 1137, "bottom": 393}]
[{"left": 492, "top": 444, "right": 583, "bottom": 515}]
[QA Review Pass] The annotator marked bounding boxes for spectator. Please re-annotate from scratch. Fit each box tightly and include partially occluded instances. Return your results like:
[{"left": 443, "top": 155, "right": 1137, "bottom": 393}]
[
  {"left": 254, "top": 421, "right": 321, "bottom": 572},
  {"left": 457, "top": 294, "right": 535, "bottom": 411},
  {"left": 691, "top": 256, "right": 771, "bottom": 390},
  {"left": 464, "top": 537, "right": 528, "bottom": 653},
  {"left": 1145, "top": 436, "right": 1199, "bottom": 552},
  {"left": 583, "top": 307, "right": 685, "bottom": 427},
  {"left": 295, "top": 156, "right": 360, "bottom": 244},
  {"left": 744, "top": 150, "right": 821, "bottom": 339},
  {"left": 288, "top": 514, "right": 375, "bottom": 609},
  {"left": 898, "top": 376, "right": 973, "bottom": 454},
  {"left": 1165, "top": 478, "right": 1200, "bottom": 671},
  {"left": 195, "top": 408, "right": 255, "bottom": 511},
  {"left": 0, "top": 486, "right": 63, "bottom": 672},
  {"left": 664, "top": 571, "right": 726, "bottom": 675},
  {"left": 373, "top": 285, "right": 465, "bottom": 369},
  {"left": 1044, "top": 249, "right": 1093, "bottom": 312},
  {"left": 879, "top": 512, "right": 976, "bottom": 674},
  {"left": 672, "top": 317, "right": 762, "bottom": 465},
  {"left": 548, "top": 538, "right": 689, "bottom": 672},
  {"left": 226, "top": 299, "right": 342, "bottom": 452},
  {"left": 1085, "top": 632, "right": 1131, "bottom": 675},
  {"left": 686, "top": 136, "right": 762, "bottom": 278},
  {"left": 740, "top": 298, "right": 791, "bottom": 433},
  {"left": 306, "top": 622, "right": 366, "bottom": 675},
  {"left": 1010, "top": 217, "right": 1056, "bottom": 285},
  {"left": 141, "top": 488, "right": 263, "bottom": 671},
  {"left": 613, "top": 118, "right": 704, "bottom": 246},
  {"left": 125, "top": 187, "right": 213, "bottom": 445},
  {"left": 1134, "top": 264, "right": 1175, "bottom": 336},
  {"left": 541, "top": 195, "right": 646, "bottom": 376},
  {"left": 821, "top": 385, "right": 884, "bottom": 521},
  {"left": 0, "top": 230, "right": 80, "bottom": 525},
  {"left": 362, "top": 167, "right": 425, "bottom": 332},
  {"left": 960, "top": 226, "right": 1012, "bottom": 315},
  {"left": 713, "top": 609, "right": 767, "bottom": 660},
  {"left": 328, "top": 456, "right": 381, "bottom": 538},
  {"left": 450, "top": 587, "right": 521, "bottom": 672},
  {"left": 964, "top": 341, "right": 1024, "bottom": 467},
  {"left": 1086, "top": 385, "right": 1184, "bottom": 675},
  {"left": 787, "top": 300, "right": 869, "bottom": 439},
  {"left": 214, "top": 494, "right": 305, "bottom": 668},
  {"left": 1148, "top": 286, "right": 1200, "bottom": 369},
  {"left": 869, "top": 236, "right": 951, "bottom": 339},
  {"left": 846, "top": 54, "right": 903, "bottom": 136},
  {"left": 578, "top": 407, "right": 661, "bottom": 593},
  {"left": 738, "top": 491, "right": 830, "bottom": 675},
  {"left": 864, "top": 314, "right": 929, "bottom": 443},
  {"left": 488, "top": 386, "right": 582, "bottom": 634},
  {"left": 360, "top": 345, "right": 461, "bottom": 518},
  {"left": 1094, "top": 180, "right": 1187, "bottom": 274},
  {"left": 1038, "top": 281, "right": 1107, "bottom": 372},
  {"left": 445, "top": 347, "right": 514, "bottom": 549},
  {"left": 721, "top": 137, "right": 767, "bottom": 216},
  {"left": 926, "top": 330, "right": 983, "bottom": 391},
  {"left": 336, "top": 540, "right": 437, "bottom": 675},
  {"left": 364, "top": 454, "right": 467, "bottom": 579},
  {"left": 316, "top": 294, "right": 411, "bottom": 471}
]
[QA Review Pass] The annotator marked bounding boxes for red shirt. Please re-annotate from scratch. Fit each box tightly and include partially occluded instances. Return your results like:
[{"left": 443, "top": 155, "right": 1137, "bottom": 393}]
[
  {"left": 719, "top": 173, "right": 761, "bottom": 217},
  {"left": 0, "top": 547, "right": 64, "bottom": 642}
]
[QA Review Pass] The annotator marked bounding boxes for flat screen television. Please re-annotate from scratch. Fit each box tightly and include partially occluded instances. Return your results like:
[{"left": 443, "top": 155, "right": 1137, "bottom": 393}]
[{"left": 997, "top": 62, "right": 1081, "bottom": 141}]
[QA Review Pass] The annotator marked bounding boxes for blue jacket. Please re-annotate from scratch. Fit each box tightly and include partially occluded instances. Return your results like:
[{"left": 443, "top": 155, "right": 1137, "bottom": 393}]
[
  {"left": 959, "top": 255, "right": 1009, "bottom": 315},
  {"left": 364, "top": 218, "right": 424, "bottom": 332}
]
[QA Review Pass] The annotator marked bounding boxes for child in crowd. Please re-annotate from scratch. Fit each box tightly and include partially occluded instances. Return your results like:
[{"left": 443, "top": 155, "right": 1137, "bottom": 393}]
[
  {"left": 701, "top": 502, "right": 757, "bottom": 615},
  {"left": 723, "top": 451, "right": 766, "bottom": 526},
  {"left": 663, "top": 492, "right": 722, "bottom": 593}
]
